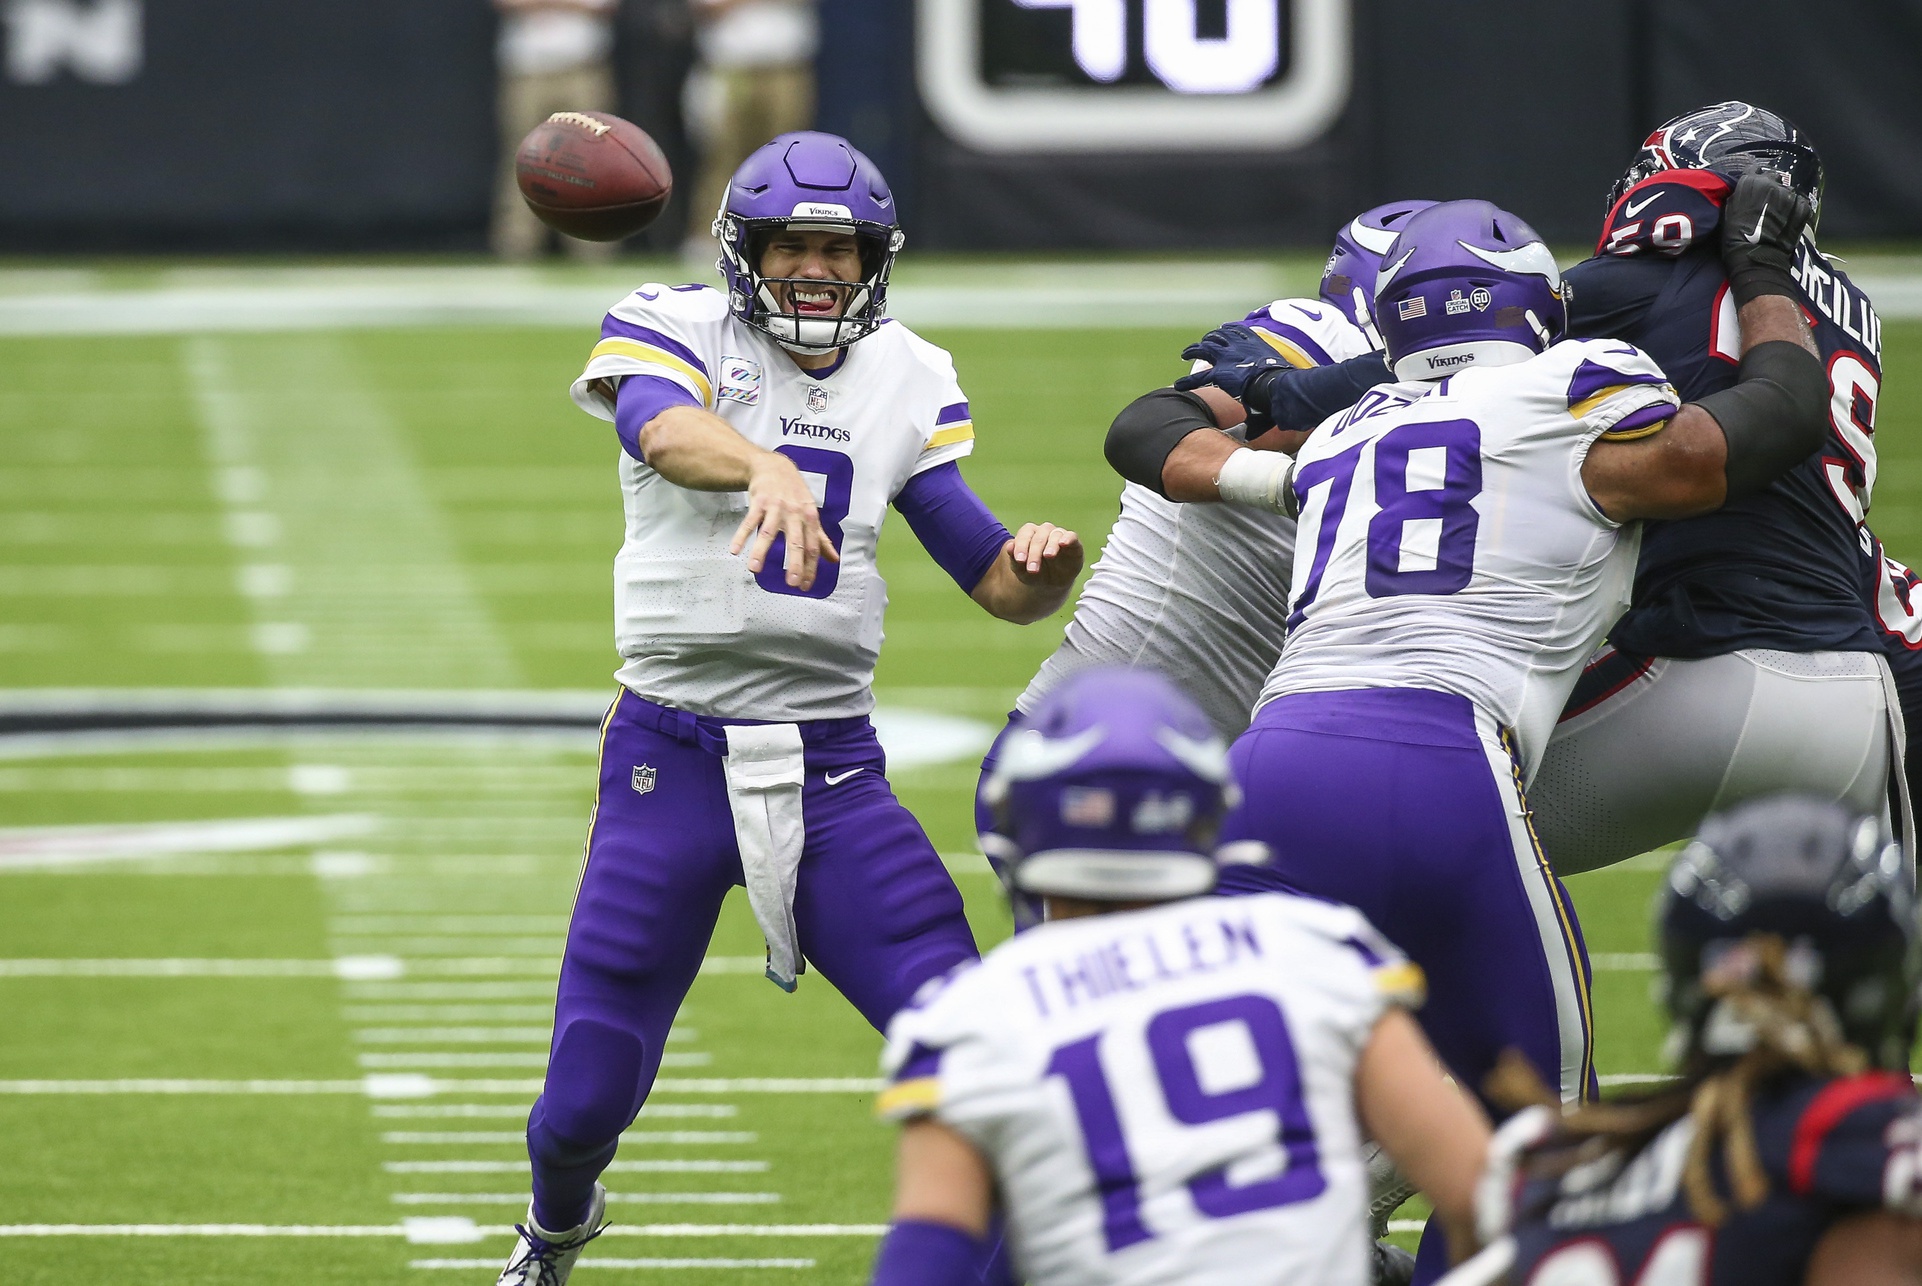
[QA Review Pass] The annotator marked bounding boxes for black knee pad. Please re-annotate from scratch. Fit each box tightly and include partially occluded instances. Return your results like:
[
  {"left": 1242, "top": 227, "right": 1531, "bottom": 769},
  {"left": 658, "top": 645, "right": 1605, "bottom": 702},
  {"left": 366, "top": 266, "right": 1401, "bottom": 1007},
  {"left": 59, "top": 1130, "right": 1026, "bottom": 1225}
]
[{"left": 534, "top": 1019, "right": 649, "bottom": 1153}]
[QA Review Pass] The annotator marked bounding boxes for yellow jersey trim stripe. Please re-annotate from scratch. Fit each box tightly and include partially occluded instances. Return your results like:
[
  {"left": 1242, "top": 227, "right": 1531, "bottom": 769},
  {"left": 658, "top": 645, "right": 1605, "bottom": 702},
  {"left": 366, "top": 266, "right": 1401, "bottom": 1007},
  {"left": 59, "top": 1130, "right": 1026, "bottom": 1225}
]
[
  {"left": 1599, "top": 417, "right": 1672, "bottom": 442},
  {"left": 1254, "top": 331, "right": 1318, "bottom": 370},
  {"left": 875, "top": 1077, "right": 942, "bottom": 1118},
  {"left": 1568, "top": 382, "right": 1674, "bottom": 421},
  {"left": 1373, "top": 960, "right": 1428, "bottom": 1007},
  {"left": 1501, "top": 726, "right": 1597, "bottom": 1101},
  {"left": 589, "top": 338, "right": 714, "bottom": 407},
  {"left": 926, "top": 421, "right": 975, "bottom": 450}
]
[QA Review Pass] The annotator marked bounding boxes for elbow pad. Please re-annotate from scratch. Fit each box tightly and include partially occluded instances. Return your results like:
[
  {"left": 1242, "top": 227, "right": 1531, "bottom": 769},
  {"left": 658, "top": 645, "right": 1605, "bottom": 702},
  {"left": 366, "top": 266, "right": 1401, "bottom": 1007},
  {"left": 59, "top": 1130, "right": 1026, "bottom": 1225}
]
[
  {"left": 1694, "top": 340, "right": 1830, "bottom": 500},
  {"left": 1104, "top": 387, "right": 1216, "bottom": 496}
]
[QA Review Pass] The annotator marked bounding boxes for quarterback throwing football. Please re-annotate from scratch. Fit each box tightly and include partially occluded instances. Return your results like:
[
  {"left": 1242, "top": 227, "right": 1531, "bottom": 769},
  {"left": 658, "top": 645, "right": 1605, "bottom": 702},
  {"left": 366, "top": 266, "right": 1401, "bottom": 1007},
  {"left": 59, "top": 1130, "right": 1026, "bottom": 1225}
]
[{"left": 494, "top": 131, "right": 1083, "bottom": 1285}]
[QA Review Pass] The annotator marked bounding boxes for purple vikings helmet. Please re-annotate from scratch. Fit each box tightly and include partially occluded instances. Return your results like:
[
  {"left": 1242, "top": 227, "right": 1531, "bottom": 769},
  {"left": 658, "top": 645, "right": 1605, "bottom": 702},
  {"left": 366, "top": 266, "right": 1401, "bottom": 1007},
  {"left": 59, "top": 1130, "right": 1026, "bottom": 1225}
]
[
  {"left": 1373, "top": 200, "right": 1567, "bottom": 382},
  {"left": 1320, "top": 199, "right": 1438, "bottom": 347},
  {"left": 712, "top": 131, "right": 905, "bottom": 354},
  {"left": 1608, "top": 101, "right": 1824, "bottom": 228},
  {"left": 980, "top": 668, "right": 1239, "bottom": 906}
]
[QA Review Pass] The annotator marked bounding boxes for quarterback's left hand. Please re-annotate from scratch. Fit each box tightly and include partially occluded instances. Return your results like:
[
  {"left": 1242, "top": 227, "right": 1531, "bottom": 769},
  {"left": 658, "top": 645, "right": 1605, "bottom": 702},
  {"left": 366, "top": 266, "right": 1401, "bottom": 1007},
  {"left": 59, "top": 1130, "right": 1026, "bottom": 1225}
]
[
  {"left": 1175, "top": 324, "right": 1288, "bottom": 402},
  {"left": 1009, "top": 522, "right": 1083, "bottom": 585}
]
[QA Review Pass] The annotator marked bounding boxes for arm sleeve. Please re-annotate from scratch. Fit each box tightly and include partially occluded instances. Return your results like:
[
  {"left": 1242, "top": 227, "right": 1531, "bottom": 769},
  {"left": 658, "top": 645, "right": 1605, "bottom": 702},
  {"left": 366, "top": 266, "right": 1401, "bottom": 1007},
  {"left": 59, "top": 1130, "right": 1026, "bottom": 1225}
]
[
  {"left": 894, "top": 462, "right": 1012, "bottom": 594},
  {"left": 613, "top": 374, "right": 701, "bottom": 462},
  {"left": 1262, "top": 352, "right": 1394, "bottom": 433},
  {"left": 870, "top": 1221, "right": 988, "bottom": 1286}
]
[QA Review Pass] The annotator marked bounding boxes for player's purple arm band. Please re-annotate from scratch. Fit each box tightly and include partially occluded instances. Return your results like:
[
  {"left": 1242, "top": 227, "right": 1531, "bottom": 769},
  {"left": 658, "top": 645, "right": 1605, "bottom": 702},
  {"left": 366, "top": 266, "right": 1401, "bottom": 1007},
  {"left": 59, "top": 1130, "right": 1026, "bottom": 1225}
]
[
  {"left": 869, "top": 1219, "right": 985, "bottom": 1286},
  {"left": 894, "top": 462, "right": 1012, "bottom": 594},
  {"left": 614, "top": 374, "right": 701, "bottom": 462}
]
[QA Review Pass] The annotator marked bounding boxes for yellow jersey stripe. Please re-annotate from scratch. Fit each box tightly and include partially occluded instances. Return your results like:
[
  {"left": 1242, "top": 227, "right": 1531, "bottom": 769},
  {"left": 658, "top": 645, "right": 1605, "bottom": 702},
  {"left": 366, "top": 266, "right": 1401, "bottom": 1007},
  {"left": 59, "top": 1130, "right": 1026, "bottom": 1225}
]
[
  {"left": 1600, "top": 417, "right": 1672, "bottom": 442},
  {"left": 1373, "top": 960, "right": 1428, "bottom": 1007},
  {"left": 588, "top": 338, "right": 714, "bottom": 407},
  {"left": 1568, "top": 382, "right": 1673, "bottom": 421},
  {"left": 874, "top": 1077, "right": 942, "bottom": 1118},
  {"left": 1254, "top": 331, "right": 1318, "bottom": 370},
  {"left": 926, "top": 421, "right": 975, "bottom": 450}
]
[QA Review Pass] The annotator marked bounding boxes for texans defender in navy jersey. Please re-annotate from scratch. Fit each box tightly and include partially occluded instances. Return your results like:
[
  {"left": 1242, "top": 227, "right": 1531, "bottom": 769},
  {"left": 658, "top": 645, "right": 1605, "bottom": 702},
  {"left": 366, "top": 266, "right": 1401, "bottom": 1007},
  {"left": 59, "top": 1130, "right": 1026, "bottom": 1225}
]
[
  {"left": 1528, "top": 103, "right": 1913, "bottom": 877},
  {"left": 1443, "top": 794, "right": 1922, "bottom": 1286}
]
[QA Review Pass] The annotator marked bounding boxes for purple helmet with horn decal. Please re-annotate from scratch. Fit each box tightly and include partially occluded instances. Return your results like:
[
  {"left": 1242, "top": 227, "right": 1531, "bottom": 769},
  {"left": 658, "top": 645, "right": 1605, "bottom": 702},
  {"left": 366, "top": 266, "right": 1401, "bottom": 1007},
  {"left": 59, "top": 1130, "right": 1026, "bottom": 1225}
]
[
  {"left": 712, "top": 131, "right": 905, "bottom": 353},
  {"left": 1320, "top": 199, "right": 1438, "bottom": 348},
  {"left": 1373, "top": 199, "right": 1567, "bottom": 382},
  {"left": 979, "top": 667, "right": 1239, "bottom": 906}
]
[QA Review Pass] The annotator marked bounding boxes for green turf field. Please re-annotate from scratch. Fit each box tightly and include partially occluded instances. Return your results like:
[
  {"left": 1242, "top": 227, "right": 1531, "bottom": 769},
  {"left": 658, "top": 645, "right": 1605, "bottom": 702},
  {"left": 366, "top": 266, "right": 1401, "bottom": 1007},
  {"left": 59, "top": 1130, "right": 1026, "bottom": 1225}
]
[{"left": 2, "top": 260, "right": 1920, "bottom": 1284}]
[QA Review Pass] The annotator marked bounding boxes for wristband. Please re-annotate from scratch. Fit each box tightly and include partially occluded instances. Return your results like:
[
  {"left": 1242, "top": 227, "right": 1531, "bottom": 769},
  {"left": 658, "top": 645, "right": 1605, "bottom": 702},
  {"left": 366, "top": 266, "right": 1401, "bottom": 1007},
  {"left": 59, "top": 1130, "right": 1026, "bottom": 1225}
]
[
  {"left": 1725, "top": 261, "right": 1800, "bottom": 308},
  {"left": 1215, "top": 447, "right": 1298, "bottom": 516}
]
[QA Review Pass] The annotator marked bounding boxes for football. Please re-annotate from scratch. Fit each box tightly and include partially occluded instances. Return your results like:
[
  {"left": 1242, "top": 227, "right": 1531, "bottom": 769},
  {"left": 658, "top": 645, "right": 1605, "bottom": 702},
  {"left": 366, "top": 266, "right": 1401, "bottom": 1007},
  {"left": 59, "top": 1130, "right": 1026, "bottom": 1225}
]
[{"left": 515, "top": 111, "right": 673, "bottom": 242}]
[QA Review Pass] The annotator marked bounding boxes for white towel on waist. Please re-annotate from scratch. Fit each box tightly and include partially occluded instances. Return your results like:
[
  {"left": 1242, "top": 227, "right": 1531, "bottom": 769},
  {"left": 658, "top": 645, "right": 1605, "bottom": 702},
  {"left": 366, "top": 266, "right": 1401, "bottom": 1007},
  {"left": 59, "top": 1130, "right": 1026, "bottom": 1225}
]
[{"left": 721, "top": 722, "right": 808, "bottom": 991}]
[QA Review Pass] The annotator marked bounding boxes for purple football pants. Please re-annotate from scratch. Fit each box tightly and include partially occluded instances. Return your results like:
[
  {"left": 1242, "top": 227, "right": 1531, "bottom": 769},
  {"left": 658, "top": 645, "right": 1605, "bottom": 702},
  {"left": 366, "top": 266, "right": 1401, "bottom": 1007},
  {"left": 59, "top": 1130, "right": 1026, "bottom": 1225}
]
[
  {"left": 1222, "top": 692, "right": 1599, "bottom": 1276},
  {"left": 1218, "top": 688, "right": 1595, "bottom": 1280},
  {"left": 526, "top": 691, "right": 980, "bottom": 1230},
  {"left": 1221, "top": 686, "right": 1595, "bottom": 1099}
]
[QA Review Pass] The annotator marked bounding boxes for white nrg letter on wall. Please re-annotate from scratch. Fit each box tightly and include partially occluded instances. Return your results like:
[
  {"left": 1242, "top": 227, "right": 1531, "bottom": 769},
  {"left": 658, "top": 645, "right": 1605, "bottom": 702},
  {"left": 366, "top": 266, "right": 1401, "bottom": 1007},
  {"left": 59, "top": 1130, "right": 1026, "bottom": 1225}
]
[{"left": 3, "top": 0, "right": 143, "bottom": 84}]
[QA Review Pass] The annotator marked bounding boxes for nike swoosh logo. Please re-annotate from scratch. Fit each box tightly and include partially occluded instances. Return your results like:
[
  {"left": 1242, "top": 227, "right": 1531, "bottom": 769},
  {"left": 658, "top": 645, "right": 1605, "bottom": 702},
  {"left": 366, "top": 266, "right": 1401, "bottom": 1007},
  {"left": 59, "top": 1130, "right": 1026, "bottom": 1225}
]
[
  {"left": 824, "top": 767, "right": 864, "bottom": 785},
  {"left": 1744, "top": 212, "right": 1768, "bottom": 244},
  {"left": 1624, "top": 193, "right": 1661, "bottom": 218}
]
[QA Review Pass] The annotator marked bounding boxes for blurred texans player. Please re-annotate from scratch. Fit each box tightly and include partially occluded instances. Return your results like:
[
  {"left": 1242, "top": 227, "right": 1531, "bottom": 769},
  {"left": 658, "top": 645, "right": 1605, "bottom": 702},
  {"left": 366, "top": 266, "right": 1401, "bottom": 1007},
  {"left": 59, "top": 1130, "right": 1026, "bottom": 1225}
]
[
  {"left": 874, "top": 667, "right": 1490, "bottom": 1286},
  {"left": 493, "top": 131, "right": 1084, "bottom": 1285},
  {"left": 978, "top": 203, "right": 1431, "bottom": 928},
  {"left": 1173, "top": 186, "right": 1828, "bottom": 1277},
  {"left": 1220, "top": 104, "right": 1914, "bottom": 880},
  {"left": 1446, "top": 795, "right": 1922, "bottom": 1286}
]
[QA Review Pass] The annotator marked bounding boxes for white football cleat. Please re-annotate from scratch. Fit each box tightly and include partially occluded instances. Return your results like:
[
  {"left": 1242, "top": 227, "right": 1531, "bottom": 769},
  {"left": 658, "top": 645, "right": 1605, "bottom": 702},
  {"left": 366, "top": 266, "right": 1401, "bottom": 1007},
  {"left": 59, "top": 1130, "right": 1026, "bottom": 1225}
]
[{"left": 496, "top": 1184, "right": 608, "bottom": 1286}]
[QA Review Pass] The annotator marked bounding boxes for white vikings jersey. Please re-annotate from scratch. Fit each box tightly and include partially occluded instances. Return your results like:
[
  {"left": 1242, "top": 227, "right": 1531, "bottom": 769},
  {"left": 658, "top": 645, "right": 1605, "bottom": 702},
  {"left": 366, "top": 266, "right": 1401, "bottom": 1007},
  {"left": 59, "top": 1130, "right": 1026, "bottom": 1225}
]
[
  {"left": 1019, "top": 301, "right": 1373, "bottom": 737},
  {"left": 878, "top": 892, "right": 1425, "bottom": 1286},
  {"left": 1260, "top": 338, "right": 1682, "bottom": 777},
  {"left": 571, "top": 284, "right": 975, "bottom": 720}
]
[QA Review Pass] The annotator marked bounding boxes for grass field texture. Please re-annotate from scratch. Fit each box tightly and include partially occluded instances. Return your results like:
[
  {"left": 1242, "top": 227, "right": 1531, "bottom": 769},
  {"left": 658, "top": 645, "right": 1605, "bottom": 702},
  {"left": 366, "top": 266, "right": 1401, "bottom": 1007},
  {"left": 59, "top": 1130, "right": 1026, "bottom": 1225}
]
[{"left": 3, "top": 263, "right": 1921, "bottom": 1284}]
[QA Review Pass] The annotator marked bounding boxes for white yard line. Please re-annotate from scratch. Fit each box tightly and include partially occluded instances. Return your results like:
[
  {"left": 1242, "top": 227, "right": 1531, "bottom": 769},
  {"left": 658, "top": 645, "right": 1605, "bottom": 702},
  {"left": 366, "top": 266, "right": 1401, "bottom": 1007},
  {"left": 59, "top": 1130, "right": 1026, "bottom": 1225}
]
[
  {"left": 354, "top": 1028, "right": 555, "bottom": 1044},
  {"left": 652, "top": 1079, "right": 884, "bottom": 1094},
  {"left": 1589, "top": 953, "right": 1657, "bottom": 971},
  {"left": 383, "top": 1132, "right": 756, "bottom": 1145},
  {"left": 374, "top": 1104, "right": 734, "bottom": 1118},
  {"left": 0, "top": 815, "right": 377, "bottom": 869},
  {"left": 0, "top": 1223, "right": 886, "bottom": 1238},
  {"left": 392, "top": 1194, "right": 781, "bottom": 1206},
  {"left": 0, "top": 955, "right": 770, "bottom": 979},
  {"left": 412, "top": 1258, "right": 815, "bottom": 1270},
  {"left": 385, "top": 1161, "right": 767, "bottom": 1174},
  {"left": 0, "top": 1076, "right": 879, "bottom": 1094},
  {"left": 185, "top": 335, "right": 523, "bottom": 687}
]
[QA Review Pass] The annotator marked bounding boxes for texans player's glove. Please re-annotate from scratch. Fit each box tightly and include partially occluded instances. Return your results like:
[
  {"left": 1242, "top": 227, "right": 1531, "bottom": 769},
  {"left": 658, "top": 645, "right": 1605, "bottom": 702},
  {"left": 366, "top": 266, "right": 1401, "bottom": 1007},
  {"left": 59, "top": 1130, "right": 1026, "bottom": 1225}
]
[
  {"left": 1720, "top": 170, "right": 1813, "bottom": 307},
  {"left": 1175, "top": 324, "right": 1289, "bottom": 404}
]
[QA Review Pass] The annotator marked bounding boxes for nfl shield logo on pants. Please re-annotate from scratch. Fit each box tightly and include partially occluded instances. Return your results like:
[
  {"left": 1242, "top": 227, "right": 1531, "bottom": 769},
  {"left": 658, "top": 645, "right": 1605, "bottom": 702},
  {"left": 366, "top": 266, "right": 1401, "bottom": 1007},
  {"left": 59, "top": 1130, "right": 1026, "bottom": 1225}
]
[{"left": 632, "top": 764, "right": 657, "bottom": 795}]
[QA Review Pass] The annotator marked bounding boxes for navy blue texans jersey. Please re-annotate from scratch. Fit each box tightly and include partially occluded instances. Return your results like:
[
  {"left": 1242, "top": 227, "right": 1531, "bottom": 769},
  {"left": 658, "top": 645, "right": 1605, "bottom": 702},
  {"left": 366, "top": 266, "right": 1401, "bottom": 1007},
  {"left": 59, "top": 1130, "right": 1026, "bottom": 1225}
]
[
  {"left": 1504, "top": 1071, "right": 1922, "bottom": 1286},
  {"left": 1564, "top": 169, "right": 1886, "bottom": 661}
]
